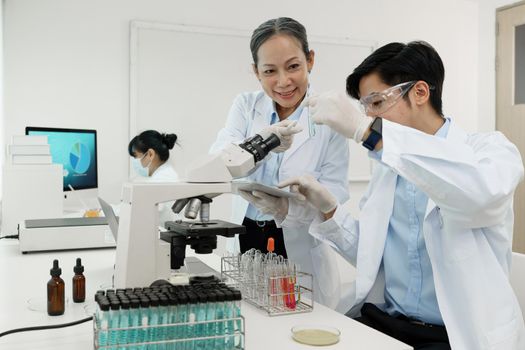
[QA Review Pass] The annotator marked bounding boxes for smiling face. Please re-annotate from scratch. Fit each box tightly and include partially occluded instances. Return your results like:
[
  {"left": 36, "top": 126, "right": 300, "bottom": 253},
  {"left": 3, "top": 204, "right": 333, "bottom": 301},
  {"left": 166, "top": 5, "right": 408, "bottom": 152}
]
[{"left": 253, "top": 34, "right": 314, "bottom": 118}]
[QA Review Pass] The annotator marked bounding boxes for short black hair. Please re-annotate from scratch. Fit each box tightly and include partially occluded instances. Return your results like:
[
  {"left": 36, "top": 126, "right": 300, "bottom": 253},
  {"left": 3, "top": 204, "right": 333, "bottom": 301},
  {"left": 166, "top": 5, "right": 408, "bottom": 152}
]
[
  {"left": 128, "top": 130, "right": 178, "bottom": 162},
  {"left": 346, "top": 41, "right": 445, "bottom": 116},
  {"left": 250, "top": 17, "right": 310, "bottom": 67}
]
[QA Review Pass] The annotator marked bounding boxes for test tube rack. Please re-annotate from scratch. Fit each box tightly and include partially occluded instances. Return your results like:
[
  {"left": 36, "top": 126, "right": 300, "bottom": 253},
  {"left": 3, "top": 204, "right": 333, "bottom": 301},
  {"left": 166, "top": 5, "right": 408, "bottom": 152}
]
[
  {"left": 93, "top": 314, "right": 245, "bottom": 350},
  {"left": 221, "top": 255, "right": 314, "bottom": 316}
]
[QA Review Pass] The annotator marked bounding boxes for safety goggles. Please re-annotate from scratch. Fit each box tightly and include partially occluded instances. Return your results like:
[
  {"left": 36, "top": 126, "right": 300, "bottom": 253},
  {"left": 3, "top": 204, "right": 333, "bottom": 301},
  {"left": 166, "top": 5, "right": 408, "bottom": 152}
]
[{"left": 359, "top": 81, "right": 417, "bottom": 115}]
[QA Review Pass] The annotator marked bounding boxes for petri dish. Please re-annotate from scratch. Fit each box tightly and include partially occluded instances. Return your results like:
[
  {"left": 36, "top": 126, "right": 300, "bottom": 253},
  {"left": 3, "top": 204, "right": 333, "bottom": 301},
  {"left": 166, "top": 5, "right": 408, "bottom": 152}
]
[
  {"left": 27, "top": 296, "right": 69, "bottom": 313},
  {"left": 291, "top": 325, "right": 341, "bottom": 346}
]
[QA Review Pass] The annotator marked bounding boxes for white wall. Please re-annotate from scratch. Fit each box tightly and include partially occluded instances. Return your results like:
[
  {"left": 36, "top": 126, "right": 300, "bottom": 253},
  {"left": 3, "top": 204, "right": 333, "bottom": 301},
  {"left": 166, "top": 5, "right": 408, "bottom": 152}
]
[
  {"left": 0, "top": 0, "right": 3, "bottom": 202},
  {"left": 2, "top": 0, "right": 509, "bottom": 205}
]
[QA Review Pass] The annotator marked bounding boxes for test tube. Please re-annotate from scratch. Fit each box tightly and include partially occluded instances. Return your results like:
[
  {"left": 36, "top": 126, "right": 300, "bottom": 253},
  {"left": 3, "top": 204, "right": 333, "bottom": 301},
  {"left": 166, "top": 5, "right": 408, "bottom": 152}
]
[
  {"left": 139, "top": 297, "right": 151, "bottom": 350},
  {"left": 205, "top": 292, "right": 217, "bottom": 350},
  {"left": 176, "top": 293, "right": 189, "bottom": 350},
  {"left": 149, "top": 296, "right": 160, "bottom": 349},
  {"left": 214, "top": 291, "right": 226, "bottom": 350},
  {"left": 195, "top": 292, "right": 207, "bottom": 350},
  {"left": 108, "top": 300, "right": 120, "bottom": 349},
  {"left": 96, "top": 300, "right": 110, "bottom": 348},
  {"left": 232, "top": 290, "right": 242, "bottom": 348},
  {"left": 128, "top": 299, "right": 141, "bottom": 350},
  {"left": 158, "top": 296, "right": 170, "bottom": 350},
  {"left": 222, "top": 290, "right": 235, "bottom": 350},
  {"left": 186, "top": 292, "right": 198, "bottom": 350},
  {"left": 168, "top": 295, "right": 179, "bottom": 350},
  {"left": 118, "top": 300, "right": 131, "bottom": 346}
]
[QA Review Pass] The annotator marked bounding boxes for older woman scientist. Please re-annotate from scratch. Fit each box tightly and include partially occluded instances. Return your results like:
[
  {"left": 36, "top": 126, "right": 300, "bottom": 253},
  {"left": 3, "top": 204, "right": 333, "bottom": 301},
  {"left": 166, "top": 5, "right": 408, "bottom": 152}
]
[{"left": 210, "top": 17, "right": 350, "bottom": 309}]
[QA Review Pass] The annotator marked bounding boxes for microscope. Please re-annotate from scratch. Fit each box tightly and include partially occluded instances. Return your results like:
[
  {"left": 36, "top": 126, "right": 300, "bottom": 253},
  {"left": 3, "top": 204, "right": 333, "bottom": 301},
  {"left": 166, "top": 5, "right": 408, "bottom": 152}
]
[{"left": 114, "top": 133, "right": 281, "bottom": 288}]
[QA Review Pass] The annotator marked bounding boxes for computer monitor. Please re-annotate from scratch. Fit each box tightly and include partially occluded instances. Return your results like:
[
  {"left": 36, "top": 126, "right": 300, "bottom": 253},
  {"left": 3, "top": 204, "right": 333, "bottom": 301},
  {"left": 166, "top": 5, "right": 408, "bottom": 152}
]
[{"left": 25, "top": 127, "right": 98, "bottom": 209}]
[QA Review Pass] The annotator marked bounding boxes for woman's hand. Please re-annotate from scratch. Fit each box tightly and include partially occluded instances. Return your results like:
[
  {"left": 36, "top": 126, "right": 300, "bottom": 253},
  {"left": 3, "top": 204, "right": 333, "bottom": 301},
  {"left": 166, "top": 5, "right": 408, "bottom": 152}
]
[{"left": 259, "top": 120, "right": 303, "bottom": 153}]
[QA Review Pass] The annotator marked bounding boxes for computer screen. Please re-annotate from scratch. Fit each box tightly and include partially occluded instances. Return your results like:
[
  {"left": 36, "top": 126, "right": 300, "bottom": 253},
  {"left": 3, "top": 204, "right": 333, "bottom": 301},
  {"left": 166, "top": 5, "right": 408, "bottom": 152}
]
[{"left": 25, "top": 127, "right": 98, "bottom": 191}]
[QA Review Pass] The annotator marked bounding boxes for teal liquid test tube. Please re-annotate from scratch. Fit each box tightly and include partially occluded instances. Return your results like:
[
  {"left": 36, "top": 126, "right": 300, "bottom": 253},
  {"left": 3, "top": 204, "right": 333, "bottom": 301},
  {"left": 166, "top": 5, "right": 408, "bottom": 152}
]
[
  {"left": 108, "top": 300, "right": 120, "bottom": 350},
  {"left": 139, "top": 298, "right": 151, "bottom": 350},
  {"left": 128, "top": 299, "right": 141, "bottom": 350},
  {"left": 186, "top": 292, "right": 198, "bottom": 350},
  {"left": 233, "top": 290, "right": 242, "bottom": 348},
  {"left": 118, "top": 300, "right": 131, "bottom": 346},
  {"left": 158, "top": 296, "right": 170, "bottom": 350},
  {"left": 176, "top": 293, "right": 189, "bottom": 350},
  {"left": 195, "top": 292, "right": 207, "bottom": 350},
  {"left": 222, "top": 290, "right": 235, "bottom": 350},
  {"left": 214, "top": 291, "right": 226, "bottom": 350},
  {"left": 205, "top": 292, "right": 217, "bottom": 350},
  {"left": 148, "top": 296, "right": 160, "bottom": 350},
  {"left": 97, "top": 300, "right": 110, "bottom": 348}
]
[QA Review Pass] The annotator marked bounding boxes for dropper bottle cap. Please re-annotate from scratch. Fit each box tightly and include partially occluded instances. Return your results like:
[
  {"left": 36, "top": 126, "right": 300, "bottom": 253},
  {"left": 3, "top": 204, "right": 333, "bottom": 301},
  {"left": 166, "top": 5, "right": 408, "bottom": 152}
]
[
  {"left": 74, "top": 258, "right": 84, "bottom": 274},
  {"left": 50, "top": 259, "right": 62, "bottom": 277}
]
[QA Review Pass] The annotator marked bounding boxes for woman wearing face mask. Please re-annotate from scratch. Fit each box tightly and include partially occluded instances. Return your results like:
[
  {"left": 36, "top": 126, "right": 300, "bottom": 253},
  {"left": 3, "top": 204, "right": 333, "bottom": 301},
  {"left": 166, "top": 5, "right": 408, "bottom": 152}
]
[
  {"left": 210, "top": 17, "right": 349, "bottom": 309},
  {"left": 128, "top": 130, "right": 179, "bottom": 225}
]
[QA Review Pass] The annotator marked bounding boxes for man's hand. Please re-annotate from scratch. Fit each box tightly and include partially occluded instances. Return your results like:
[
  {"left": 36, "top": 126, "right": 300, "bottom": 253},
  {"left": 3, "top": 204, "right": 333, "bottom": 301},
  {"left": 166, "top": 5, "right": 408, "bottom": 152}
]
[
  {"left": 278, "top": 175, "right": 337, "bottom": 214},
  {"left": 238, "top": 190, "right": 289, "bottom": 222}
]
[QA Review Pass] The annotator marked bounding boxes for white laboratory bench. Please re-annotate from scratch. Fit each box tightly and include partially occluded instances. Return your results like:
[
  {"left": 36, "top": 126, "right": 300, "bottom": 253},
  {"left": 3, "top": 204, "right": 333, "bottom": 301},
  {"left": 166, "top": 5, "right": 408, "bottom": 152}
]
[{"left": 0, "top": 240, "right": 412, "bottom": 349}]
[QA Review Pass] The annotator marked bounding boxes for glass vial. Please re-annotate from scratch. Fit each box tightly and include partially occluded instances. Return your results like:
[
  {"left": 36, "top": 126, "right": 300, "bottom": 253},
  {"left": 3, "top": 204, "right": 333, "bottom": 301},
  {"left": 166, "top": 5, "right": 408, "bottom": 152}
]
[
  {"left": 47, "top": 259, "right": 65, "bottom": 316},
  {"left": 72, "top": 258, "right": 86, "bottom": 303}
]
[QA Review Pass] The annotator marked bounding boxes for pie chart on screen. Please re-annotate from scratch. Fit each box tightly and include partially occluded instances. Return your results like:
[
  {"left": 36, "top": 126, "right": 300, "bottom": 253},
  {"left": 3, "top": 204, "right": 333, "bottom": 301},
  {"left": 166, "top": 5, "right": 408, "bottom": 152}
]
[{"left": 69, "top": 142, "right": 91, "bottom": 174}]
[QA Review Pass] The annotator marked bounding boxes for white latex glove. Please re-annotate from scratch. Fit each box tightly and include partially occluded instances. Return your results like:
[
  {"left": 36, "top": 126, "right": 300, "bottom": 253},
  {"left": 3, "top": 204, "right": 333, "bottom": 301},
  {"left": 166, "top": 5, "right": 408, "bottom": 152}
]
[
  {"left": 259, "top": 119, "right": 303, "bottom": 153},
  {"left": 304, "top": 91, "right": 373, "bottom": 142},
  {"left": 238, "top": 190, "right": 289, "bottom": 222},
  {"left": 278, "top": 175, "right": 337, "bottom": 214}
]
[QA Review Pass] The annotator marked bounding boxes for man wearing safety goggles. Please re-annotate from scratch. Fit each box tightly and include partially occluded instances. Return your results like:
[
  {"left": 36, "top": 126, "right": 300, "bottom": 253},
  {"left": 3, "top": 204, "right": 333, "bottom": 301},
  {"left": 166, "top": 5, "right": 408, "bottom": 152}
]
[{"left": 240, "top": 41, "right": 525, "bottom": 349}]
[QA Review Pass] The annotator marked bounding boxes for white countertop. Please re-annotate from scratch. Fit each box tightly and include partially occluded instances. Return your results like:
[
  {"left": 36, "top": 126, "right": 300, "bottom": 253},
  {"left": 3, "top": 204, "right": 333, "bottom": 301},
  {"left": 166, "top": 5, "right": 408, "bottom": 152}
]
[{"left": 0, "top": 240, "right": 411, "bottom": 349}]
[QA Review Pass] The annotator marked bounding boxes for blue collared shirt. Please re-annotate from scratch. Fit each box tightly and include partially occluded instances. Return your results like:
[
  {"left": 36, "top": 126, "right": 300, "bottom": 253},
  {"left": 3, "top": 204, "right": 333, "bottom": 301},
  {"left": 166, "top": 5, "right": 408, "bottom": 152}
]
[
  {"left": 379, "top": 118, "right": 450, "bottom": 325},
  {"left": 245, "top": 104, "right": 304, "bottom": 221}
]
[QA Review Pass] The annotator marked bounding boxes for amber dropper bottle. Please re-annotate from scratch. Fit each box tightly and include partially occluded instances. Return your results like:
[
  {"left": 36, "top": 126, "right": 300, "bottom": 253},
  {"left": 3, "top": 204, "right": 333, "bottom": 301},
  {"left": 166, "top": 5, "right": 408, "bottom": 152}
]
[
  {"left": 47, "top": 259, "right": 65, "bottom": 316},
  {"left": 72, "top": 258, "right": 86, "bottom": 303}
]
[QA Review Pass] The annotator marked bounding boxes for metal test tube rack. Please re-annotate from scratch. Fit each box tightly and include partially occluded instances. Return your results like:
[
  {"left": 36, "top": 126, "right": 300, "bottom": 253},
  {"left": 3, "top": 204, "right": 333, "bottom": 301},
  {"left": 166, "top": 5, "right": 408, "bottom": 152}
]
[{"left": 221, "top": 255, "right": 314, "bottom": 316}]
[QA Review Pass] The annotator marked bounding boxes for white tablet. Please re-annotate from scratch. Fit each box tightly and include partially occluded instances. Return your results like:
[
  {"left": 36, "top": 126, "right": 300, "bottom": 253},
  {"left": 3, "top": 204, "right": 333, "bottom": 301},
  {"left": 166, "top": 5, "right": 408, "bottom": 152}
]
[{"left": 231, "top": 180, "right": 299, "bottom": 198}]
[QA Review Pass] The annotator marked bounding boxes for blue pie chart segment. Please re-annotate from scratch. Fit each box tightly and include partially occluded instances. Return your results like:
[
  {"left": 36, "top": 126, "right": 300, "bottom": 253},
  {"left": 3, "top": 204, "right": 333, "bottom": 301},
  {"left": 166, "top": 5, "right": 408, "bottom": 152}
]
[{"left": 69, "top": 142, "right": 91, "bottom": 174}]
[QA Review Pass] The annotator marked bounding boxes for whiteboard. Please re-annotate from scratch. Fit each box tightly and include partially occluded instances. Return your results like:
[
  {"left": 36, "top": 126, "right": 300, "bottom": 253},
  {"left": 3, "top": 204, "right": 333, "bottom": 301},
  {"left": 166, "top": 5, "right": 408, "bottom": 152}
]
[{"left": 129, "top": 21, "right": 375, "bottom": 221}]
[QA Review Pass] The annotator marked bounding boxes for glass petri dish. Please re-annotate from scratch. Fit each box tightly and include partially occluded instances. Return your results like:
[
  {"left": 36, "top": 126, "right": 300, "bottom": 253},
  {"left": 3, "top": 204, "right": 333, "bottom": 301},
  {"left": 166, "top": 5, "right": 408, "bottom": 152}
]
[
  {"left": 27, "top": 296, "right": 69, "bottom": 313},
  {"left": 291, "top": 325, "right": 341, "bottom": 346}
]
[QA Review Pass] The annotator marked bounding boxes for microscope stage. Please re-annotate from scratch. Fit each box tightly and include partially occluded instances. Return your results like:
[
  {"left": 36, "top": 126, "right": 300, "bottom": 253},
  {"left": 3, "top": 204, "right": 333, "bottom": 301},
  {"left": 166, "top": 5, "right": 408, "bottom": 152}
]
[{"left": 163, "top": 219, "right": 246, "bottom": 238}]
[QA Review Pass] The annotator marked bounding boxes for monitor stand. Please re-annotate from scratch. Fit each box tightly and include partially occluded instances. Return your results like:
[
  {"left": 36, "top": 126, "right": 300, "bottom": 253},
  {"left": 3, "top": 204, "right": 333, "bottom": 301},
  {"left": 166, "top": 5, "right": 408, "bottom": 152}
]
[{"left": 63, "top": 188, "right": 99, "bottom": 214}]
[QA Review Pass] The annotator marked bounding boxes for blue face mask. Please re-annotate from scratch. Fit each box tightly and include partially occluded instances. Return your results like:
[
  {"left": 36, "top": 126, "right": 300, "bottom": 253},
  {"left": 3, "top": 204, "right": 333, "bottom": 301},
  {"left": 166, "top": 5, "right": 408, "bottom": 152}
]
[{"left": 131, "top": 154, "right": 151, "bottom": 177}]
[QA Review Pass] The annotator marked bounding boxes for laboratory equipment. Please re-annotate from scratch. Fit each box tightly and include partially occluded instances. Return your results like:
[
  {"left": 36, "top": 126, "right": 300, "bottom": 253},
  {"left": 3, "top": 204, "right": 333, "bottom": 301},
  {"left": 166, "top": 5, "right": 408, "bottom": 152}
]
[
  {"left": 114, "top": 133, "right": 281, "bottom": 288},
  {"left": 93, "top": 284, "right": 245, "bottom": 349},
  {"left": 72, "top": 258, "right": 86, "bottom": 303},
  {"left": 221, "top": 250, "right": 314, "bottom": 316},
  {"left": 291, "top": 325, "right": 340, "bottom": 346},
  {"left": 25, "top": 126, "right": 99, "bottom": 211},
  {"left": 47, "top": 259, "right": 65, "bottom": 316},
  {"left": 25, "top": 126, "right": 98, "bottom": 191},
  {"left": 18, "top": 217, "right": 114, "bottom": 253}
]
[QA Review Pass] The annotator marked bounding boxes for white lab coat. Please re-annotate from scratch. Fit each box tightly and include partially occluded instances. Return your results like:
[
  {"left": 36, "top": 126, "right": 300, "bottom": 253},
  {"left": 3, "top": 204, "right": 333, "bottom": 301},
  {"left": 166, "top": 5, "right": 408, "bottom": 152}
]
[
  {"left": 301, "top": 119, "right": 525, "bottom": 350},
  {"left": 142, "top": 162, "right": 180, "bottom": 226},
  {"left": 209, "top": 90, "right": 350, "bottom": 308}
]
